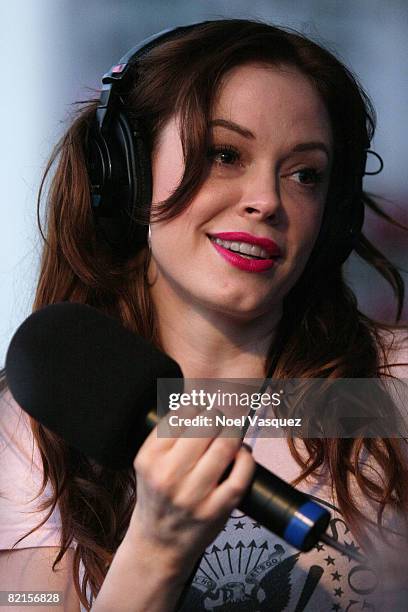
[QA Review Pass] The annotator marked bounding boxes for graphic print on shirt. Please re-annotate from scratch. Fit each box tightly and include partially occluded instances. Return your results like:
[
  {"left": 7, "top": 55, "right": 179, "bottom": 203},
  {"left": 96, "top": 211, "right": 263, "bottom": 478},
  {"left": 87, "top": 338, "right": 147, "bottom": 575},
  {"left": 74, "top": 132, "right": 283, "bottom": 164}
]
[{"left": 178, "top": 501, "right": 380, "bottom": 612}]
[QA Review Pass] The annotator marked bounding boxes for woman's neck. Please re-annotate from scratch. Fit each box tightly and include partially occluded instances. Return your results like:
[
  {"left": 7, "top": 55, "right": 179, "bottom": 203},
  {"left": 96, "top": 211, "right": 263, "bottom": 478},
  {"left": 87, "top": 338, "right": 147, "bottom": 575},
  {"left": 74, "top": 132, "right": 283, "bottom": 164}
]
[{"left": 150, "top": 289, "right": 281, "bottom": 379}]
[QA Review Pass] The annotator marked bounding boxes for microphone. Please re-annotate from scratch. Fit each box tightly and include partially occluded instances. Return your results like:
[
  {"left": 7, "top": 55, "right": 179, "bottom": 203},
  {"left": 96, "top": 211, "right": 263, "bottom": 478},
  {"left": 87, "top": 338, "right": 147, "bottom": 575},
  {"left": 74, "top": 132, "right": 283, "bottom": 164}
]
[
  {"left": 5, "top": 302, "right": 183, "bottom": 470},
  {"left": 4, "top": 302, "right": 364, "bottom": 560}
]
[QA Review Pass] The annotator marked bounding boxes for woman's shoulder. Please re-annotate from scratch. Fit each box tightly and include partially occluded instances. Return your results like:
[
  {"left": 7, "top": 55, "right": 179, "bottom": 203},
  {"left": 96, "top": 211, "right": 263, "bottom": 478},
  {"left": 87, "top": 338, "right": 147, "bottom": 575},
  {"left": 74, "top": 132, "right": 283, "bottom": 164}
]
[
  {"left": 0, "top": 388, "right": 40, "bottom": 468},
  {"left": 1, "top": 385, "right": 31, "bottom": 428},
  {"left": 0, "top": 388, "right": 65, "bottom": 550}
]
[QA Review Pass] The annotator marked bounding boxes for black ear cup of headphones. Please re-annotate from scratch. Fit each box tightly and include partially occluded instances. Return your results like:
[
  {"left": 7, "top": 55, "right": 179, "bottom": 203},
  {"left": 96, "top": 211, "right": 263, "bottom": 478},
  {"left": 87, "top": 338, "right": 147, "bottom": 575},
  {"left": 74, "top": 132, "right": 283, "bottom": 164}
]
[
  {"left": 325, "top": 195, "right": 364, "bottom": 267},
  {"left": 299, "top": 158, "right": 365, "bottom": 282},
  {"left": 87, "top": 109, "right": 151, "bottom": 258},
  {"left": 85, "top": 24, "right": 202, "bottom": 260},
  {"left": 331, "top": 148, "right": 367, "bottom": 266}
]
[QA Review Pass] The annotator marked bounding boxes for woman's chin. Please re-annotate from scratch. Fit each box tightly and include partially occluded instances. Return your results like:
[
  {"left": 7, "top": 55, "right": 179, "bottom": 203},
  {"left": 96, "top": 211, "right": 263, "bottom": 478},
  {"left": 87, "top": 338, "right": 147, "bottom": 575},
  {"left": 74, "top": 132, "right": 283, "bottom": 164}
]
[{"left": 196, "top": 292, "right": 282, "bottom": 323}]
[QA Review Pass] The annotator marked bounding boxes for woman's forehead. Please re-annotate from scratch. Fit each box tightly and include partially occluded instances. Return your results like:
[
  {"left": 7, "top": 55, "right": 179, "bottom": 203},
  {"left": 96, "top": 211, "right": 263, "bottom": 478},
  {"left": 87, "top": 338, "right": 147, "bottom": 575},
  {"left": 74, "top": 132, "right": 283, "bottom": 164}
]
[
  {"left": 211, "top": 62, "right": 333, "bottom": 148},
  {"left": 154, "top": 62, "right": 333, "bottom": 152}
]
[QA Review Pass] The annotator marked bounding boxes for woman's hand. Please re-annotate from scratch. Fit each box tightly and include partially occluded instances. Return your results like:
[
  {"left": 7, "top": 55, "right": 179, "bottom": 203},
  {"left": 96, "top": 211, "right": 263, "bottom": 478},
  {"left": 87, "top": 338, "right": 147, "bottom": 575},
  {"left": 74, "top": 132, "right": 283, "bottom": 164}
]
[
  {"left": 126, "top": 413, "right": 256, "bottom": 582},
  {"left": 92, "top": 414, "right": 255, "bottom": 611}
]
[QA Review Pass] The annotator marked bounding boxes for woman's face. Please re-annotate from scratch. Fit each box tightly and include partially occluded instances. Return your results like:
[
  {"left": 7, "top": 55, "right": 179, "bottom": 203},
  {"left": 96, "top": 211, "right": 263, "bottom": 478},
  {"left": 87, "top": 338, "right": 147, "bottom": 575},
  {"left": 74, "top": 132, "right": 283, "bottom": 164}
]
[{"left": 148, "top": 63, "right": 333, "bottom": 321}]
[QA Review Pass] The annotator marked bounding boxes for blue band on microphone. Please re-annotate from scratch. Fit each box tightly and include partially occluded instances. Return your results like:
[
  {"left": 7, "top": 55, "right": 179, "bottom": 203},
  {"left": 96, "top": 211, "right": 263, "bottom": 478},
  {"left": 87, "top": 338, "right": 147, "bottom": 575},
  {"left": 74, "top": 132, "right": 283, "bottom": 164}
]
[{"left": 283, "top": 501, "right": 327, "bottom": 549}]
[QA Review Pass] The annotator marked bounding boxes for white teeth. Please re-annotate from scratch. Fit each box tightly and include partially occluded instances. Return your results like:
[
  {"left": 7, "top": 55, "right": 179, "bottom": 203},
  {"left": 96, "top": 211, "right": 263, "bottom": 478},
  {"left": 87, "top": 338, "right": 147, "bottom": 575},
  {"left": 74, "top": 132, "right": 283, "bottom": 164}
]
[
  {"left": 212, "top": 237, "right": 270, "bottom": 259},
  {"left": 252, "top": 245, "right": 263, "bottom": 257}
]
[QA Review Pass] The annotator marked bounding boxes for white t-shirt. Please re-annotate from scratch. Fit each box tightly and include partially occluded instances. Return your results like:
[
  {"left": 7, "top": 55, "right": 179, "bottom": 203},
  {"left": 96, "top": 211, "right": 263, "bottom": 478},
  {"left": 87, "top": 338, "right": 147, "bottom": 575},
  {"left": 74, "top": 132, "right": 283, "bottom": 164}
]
[{"left": 1, "top": 330, "right": 407, "bottom": 611}]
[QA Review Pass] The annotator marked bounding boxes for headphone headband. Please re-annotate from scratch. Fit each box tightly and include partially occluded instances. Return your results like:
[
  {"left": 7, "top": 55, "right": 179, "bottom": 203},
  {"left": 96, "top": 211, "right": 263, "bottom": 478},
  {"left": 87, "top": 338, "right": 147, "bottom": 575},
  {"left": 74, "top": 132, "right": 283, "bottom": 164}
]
[{"left": 96, "top": 23, "right": 209, "bottom": 133}]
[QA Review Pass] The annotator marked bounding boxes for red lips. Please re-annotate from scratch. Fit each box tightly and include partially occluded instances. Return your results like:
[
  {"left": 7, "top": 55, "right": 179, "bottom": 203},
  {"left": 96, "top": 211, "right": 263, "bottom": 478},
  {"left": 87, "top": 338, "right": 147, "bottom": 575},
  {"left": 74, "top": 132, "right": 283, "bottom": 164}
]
[{"left": 209, "top": 231, "right": 282, "bottom": 273}]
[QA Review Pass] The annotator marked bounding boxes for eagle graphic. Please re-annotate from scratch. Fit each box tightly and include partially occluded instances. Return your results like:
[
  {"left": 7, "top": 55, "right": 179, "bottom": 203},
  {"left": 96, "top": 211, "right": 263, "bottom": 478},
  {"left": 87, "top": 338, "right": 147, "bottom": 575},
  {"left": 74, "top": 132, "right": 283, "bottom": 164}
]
[{"left": 177, "top": 543, "right": 305, "bottom": 611}]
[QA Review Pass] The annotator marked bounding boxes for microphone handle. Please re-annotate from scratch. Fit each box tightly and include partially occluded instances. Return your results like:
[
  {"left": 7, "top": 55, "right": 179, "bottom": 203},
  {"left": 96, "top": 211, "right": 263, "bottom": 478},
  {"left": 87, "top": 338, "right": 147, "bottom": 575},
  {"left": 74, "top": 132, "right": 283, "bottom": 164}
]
[
  {"left": 145, "top": 410, "right": 330, "bottom": 552},
  {"left": 239, "top": 462, "right": 329, "bottom": 551}
]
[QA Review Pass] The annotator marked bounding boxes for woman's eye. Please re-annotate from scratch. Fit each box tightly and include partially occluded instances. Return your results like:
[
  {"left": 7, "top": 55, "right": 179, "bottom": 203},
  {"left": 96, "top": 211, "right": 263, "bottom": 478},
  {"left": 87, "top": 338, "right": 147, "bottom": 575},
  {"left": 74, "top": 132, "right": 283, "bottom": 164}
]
[
  {"left": 289, "top": 168, "right": 324, "bottom": 186},
  {"left": 207, "top": 145, "right": 241, "bottom": 166}
]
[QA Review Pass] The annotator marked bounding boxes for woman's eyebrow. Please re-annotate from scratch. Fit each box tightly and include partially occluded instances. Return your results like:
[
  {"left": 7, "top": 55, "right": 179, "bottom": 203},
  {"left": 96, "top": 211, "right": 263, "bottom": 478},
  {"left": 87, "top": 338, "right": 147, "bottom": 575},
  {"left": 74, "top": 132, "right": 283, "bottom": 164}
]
[
  {"left": 290, "top": 142, "right": 331, "bottom": 160},
  {"left": 210, "top": 119, "right": 255, "bottom": 139}
]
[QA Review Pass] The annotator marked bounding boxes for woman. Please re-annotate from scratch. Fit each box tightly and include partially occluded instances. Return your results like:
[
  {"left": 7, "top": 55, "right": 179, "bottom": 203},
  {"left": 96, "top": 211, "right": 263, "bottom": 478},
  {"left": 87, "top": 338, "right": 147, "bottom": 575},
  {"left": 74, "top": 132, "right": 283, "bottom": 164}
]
[{"left": 1, "top": 19, "right": 407, "bottom": 611}]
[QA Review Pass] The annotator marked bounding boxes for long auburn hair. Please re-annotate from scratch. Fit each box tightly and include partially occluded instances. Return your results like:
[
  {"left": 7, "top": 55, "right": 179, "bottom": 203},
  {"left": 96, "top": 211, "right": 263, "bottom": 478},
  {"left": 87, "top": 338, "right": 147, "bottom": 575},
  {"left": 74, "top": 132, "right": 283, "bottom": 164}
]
[{"left": 1, "top": 19, "right": 408, "bottom": 609}]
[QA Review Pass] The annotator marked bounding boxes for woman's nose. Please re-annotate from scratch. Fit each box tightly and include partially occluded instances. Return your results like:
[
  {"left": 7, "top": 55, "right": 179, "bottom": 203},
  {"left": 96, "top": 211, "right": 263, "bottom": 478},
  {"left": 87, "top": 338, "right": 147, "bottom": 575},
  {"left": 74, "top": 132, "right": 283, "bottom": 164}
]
[{"left": 237, "top": 167, "right": 282, "bottom": 223}]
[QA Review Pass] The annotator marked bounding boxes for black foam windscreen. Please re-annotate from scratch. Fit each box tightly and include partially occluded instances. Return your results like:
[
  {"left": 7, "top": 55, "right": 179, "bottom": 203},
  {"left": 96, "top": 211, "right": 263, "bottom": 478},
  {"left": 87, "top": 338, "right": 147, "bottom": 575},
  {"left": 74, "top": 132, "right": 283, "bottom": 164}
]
[{"left": 5, "top": 302, "right": 183, "bottom": 469}]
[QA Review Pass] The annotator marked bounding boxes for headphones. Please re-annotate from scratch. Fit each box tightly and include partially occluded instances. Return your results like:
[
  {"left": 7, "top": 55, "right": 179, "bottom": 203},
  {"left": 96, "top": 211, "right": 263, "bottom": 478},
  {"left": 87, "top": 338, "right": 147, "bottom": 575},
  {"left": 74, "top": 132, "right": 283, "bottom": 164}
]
[
  {"left": 86, "top": 20, "right": 381, "bottom": 265},
  {"left": 86, "top": 24, "right": 205, "bottom": 259}
]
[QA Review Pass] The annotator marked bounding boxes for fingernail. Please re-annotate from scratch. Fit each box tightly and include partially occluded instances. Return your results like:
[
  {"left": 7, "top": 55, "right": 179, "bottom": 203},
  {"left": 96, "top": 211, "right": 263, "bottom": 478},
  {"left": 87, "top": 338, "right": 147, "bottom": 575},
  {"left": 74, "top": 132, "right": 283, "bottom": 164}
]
[{"left": 242, "top": 442, "right": 253, "bottom": 453}]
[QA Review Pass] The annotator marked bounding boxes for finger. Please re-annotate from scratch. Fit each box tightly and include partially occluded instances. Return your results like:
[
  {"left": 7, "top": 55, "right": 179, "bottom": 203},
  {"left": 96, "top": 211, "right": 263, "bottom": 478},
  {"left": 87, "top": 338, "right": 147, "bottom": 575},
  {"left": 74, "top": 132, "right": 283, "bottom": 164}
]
[
  {"left": 141, "top": 403, "right": 204, "bottom": 456},
  {"left": 166, "top": 413, "right": 224, "bottom": 473},
  {"left": 167, "top": 411, "right": 242, "bottom": 479},
  {"left": 199, "top": 445, "right": 256, "bottom": 518},
  {"left": 174, "top": 436, "right": 245, "bottom": 505}
]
